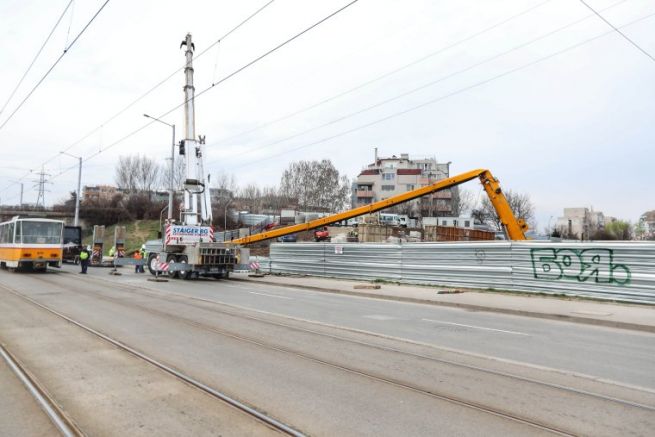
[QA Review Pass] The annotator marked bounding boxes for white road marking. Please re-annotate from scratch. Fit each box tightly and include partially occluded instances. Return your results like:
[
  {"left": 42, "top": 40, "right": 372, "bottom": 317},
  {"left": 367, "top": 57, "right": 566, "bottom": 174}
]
[
  {"left": 421, "top": 319, "right": 529, "bottom": 336},
  {"left": 363, "top": 315, "right": 398, "bottom": 321},
  {"left": 248, "top": 291, "right": 292, "bottom": 300}
]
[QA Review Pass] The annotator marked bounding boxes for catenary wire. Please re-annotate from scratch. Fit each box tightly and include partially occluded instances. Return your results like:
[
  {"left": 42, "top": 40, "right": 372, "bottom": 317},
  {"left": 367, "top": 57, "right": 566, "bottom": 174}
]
[
  {"left": 42, "top": 0, "right": 360, "bottom": 184},
  {"left": 0, "top": 0, "right": 276, "bottom": 194},
  {"left": 578, "top": 0, "right": 655, "bottom": 63},
  {"left": 0, "top": 0, "right": 74, "bottom": 117},
  {"left": 73, "top": 0, "right": 361, "bottom": 164},
  {"left": 226, "top": 11, "right": 655, "bottom": 170},
  {"left": 0, "top": 0, "right": 111, "bottom": 131},
  {"left": 206, "top": 0, "right": 555, "bottom": 149},
  {"left": 207, "top": 0, "right": 629, "bottom": 166}
]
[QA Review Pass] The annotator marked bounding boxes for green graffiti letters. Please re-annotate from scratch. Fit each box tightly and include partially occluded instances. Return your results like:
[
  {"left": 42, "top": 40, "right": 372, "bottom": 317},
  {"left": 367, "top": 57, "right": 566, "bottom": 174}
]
[{"left": 530, "top": 248, "right": 631, "bottom": 286}]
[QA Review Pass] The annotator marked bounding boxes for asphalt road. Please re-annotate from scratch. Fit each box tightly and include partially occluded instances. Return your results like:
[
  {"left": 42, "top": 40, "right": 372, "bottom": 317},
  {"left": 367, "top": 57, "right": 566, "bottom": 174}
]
[
  {"left": 0, "top": 265, "right": 654, "bottom": 436},
  {"left": 78, "top": 265, "right": 655, "bottom": 390}
]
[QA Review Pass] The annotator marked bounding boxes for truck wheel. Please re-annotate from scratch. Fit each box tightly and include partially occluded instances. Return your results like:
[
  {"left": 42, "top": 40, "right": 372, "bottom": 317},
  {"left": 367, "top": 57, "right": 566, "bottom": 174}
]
[
  {"left": 147, "top": 254, "right": 158, "bottom": 276},
  {"left": 178, "top": 256, "right": 191, "bottom": 280},
  {"left": 166, "top": 255, "right": 179, "bottom": 279}
]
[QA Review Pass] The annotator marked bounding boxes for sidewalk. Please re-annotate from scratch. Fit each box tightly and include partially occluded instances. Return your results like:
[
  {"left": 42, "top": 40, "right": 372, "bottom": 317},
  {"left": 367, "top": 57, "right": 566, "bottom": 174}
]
[{"left": 234, "top": 274, "right": 655, "bottom": 333}]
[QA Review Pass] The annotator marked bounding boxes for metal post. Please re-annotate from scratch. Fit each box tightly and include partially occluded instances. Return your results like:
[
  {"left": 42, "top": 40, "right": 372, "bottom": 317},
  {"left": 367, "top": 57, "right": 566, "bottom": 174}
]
[
  {"left": 169, "top": 125, "right": 175, "bottom": 220},
  {"left": 75, "top": 157, "right": 82, "bottom": 226},
  {"left": 19, "top": 183, "right": 23, "bottom": 207}
]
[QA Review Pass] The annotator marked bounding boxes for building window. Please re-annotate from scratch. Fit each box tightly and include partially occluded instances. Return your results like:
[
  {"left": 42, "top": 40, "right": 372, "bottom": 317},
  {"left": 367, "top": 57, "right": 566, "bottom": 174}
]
[
  {"left": 453, "top": 220, "right": 458, "bottom": 227},
  {"left": 381, "top": 185, "right": 395, "bottom": 191},
  {"left": 442, "top": 220, "right": 447, "bottom": 226},
  {"left": 465, "top": 220, "right": 470, "bottom": 227},
  {"left": 382, "top": 173, "right": 395, "bottom": 180},
  {"left": 406, "top": 184, "right": 415, "bottom": 191}
]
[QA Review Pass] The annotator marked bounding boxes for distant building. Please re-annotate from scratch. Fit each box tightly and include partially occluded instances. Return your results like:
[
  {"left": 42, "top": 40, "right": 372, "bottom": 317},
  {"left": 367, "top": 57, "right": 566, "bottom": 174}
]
[
  {"left": 82, "top": 185, "right": 124, "bottom": 204},
  {"left": 353, "top": 150, "right": 452, "bottom": 216},
  {"left": 639, "top": 210, "right": 655, "bottom": 239},
  {"left": 555, "top": 207, "right": 609, "bottom": 239}
]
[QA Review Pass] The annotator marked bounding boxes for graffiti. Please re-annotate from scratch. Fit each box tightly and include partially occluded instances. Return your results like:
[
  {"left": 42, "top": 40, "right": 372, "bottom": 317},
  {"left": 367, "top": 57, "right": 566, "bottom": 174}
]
[
  {"left": 474, "top": 249, "right": 486, "bottom": 264},
  {"left": 530, "top": 248, "right": 631, "bottom": 286}
]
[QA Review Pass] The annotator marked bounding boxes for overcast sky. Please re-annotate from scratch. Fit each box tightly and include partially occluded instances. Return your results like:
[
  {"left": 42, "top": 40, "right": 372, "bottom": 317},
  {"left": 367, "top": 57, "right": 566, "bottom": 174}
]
[{"left": 1, "top": 0, "right": 654, "bottom": 230}]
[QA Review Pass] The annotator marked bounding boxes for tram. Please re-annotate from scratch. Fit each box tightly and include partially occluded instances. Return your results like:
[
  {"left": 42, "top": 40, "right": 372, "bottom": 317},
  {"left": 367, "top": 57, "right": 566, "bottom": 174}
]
[{"left": 0, "top": 217, "right": 64, "bottom": 271}]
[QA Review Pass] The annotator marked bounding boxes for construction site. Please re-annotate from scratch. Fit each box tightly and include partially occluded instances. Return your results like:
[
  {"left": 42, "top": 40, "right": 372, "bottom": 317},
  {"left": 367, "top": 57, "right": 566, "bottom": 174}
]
[{"left": 1, "top": 2, "right": 654, "bottom": 436}]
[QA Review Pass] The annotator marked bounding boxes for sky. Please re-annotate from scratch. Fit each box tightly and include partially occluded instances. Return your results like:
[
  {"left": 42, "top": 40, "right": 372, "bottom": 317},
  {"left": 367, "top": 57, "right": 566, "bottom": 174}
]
[{"left": 1, "top": 0, "right": 654, "bottom": 231}]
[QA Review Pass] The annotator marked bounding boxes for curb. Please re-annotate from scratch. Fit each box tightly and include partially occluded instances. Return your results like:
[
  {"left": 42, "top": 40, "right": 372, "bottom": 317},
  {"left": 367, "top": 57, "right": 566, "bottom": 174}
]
[{"left": 231, "top": 278, "right": 655, "bottom": 334}]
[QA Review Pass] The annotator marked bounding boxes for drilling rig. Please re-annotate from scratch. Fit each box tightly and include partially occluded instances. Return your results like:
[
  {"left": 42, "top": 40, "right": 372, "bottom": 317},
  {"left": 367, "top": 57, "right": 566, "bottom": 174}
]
[{"left": 147, "top": 33, "right": 236, "bottom": 279}]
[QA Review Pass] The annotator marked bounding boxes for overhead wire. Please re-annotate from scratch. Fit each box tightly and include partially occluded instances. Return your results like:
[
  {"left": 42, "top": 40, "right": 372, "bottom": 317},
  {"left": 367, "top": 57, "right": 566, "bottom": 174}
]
[
  {"left": 0, "top": 0, "right": 74, "bottom": 117},
  {"left": 0, "top": 0, "right": 111, "bottom": 131},
  {"left": 0, "top": 0, "right": 277, "bottom": 194},
  {"left": 43, "top": 0, "right": 360, "bottom": 184},
  {"left": 578, "top": 0, "right": 655, "bottom": 63},
  {"left": 208, "top": 0, "right": 629, "bottom": 166},
  {"left": 206, "top": 0, "right": 555, "bottom": 149},
  {"left": 226, "top": 10, "right": 655, "bottom": 170}
]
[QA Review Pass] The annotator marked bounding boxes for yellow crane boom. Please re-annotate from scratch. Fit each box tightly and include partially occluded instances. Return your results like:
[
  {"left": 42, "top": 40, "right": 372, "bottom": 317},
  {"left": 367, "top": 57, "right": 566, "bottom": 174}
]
[{"left": 229, "top": 168, "right": 528, "bottom": 245}]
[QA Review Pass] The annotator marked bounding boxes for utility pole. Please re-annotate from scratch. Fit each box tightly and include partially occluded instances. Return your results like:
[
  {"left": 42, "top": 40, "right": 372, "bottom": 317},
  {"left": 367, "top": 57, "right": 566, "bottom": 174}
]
[
  {"left": 144, "top": 114, "right": 175, "bottom": 221},
  {"left": 60, "top": 152, "right": 83, "bottom": 226},
  {"left": 19, "top": 182, "right": 23, "bottom": 207}
]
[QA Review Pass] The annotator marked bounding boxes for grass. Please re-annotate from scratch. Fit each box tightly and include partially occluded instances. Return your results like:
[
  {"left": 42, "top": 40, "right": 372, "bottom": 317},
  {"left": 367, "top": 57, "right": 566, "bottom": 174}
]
[{"left": 82, "top": 220, "right": 161, "bottom": 256}]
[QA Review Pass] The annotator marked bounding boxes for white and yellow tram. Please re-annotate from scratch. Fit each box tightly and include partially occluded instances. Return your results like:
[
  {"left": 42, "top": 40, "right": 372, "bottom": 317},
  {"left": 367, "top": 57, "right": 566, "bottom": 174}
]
[{"left": 0, "top": 217, "right": 64, "bottom": 271}]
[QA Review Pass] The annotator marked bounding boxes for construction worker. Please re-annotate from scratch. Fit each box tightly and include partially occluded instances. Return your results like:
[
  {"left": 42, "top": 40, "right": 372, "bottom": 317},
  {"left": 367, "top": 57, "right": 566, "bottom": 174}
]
[
  {"left": 139, "top": 244, "right": 146, "bottom": 273},
  {"left": 79, "top": 246, "right": 90, "bottom": 274},
  {"left": 108, "top": 246, "right": 116, "bottom": 257},
  {"left": 133, "top": 248, "right": 142, "bottom": 273}
]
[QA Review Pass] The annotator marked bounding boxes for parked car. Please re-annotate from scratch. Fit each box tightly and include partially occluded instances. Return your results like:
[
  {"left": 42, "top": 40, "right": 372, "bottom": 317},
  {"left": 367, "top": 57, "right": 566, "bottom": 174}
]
[{"left": 276, "top": 234, "right": 297, "bottom": 243}]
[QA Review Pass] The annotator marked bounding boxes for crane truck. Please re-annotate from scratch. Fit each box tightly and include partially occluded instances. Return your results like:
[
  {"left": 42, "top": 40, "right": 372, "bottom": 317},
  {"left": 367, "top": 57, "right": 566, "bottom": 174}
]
[
  {"left": 147, "top": 34, "right": 527, "bottom": 279},
  {"left": 147, "top": 34, "right": 236, "bottom": 279}
]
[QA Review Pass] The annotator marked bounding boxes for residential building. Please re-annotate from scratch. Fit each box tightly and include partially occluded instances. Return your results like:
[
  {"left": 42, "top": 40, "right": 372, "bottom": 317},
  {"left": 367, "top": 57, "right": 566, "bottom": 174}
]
[
  {"left": 353, "top": 150, "right": 452, "bottom": 216},
  {"left": 555, "top": 207, "right": 608, "bottom": 239},
  {"left": 82, "top": 185, "right": 124, "bottom": 204},
  {"left": 639, "top": 210, "right": 655, "bottom": 239}
]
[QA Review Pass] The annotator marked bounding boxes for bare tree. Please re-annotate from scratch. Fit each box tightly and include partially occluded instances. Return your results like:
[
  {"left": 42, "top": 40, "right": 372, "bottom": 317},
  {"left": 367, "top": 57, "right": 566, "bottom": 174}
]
[
  {"left": 279, "top": 159, "right": 350, "bottom": 212},
  {"left": 239, "top": 183, "right": 262, "bottom": 213},
  {"left": 159, "top": 159, "right": 186, "bottom": 191},
  {"left": 115, "top": 155, "right": 160, "bottom": 197},
  {"left": 473, "top": 189, "right": 535, "bottom": 231},
  {"left": 450, "top": 187, "right": 474, "bottom": 217}
]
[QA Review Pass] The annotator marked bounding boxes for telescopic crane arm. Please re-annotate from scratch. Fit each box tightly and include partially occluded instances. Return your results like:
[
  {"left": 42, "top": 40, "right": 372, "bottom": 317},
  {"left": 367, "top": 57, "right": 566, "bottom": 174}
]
[{"left": 229, "top": 169, "right": 528, "bottom": 245}]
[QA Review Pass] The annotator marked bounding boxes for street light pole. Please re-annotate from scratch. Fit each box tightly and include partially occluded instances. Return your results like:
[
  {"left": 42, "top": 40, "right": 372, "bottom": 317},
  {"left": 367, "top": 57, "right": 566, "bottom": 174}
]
[
  {"left": 60, "top": 152, "right": 82, "bottom": 226},
  {"left": 144, "top": 114, "right": 175, "bottom": 221}
]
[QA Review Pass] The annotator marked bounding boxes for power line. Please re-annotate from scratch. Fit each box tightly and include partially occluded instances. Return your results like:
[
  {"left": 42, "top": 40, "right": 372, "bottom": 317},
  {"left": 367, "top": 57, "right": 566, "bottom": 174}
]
[
  {"left": 227, "top": 10, "right": 655, "bottom": 170},
  {"left": 74, "top": 0, "right": 360, "bottom": 164},
  {"left": 0, "top": 0, "right": 111, "bottom": 131},
  {"left": 1, "top": 0, "right": 276, "bottom": 194},
  {"left": 44, "top": 0, "right": 360, "bottom": 182},
  {"left": 0, "top": 0, "right": 74, "bottom": 117},
  {"left": 206, "top": 0, "right": 555, "bottom": 148},
  {"left": 209, "top": 0, "right": 629, "bottom": 166},
  {"left": 578, "top": 0, "right": 655, "bottom": 63}
]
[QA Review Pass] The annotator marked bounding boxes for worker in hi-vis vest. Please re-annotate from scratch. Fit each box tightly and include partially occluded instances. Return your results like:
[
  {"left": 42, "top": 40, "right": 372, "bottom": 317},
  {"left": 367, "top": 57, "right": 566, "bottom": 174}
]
[{"left": 79, "top": 246, "right": 90, "bottom": 274}]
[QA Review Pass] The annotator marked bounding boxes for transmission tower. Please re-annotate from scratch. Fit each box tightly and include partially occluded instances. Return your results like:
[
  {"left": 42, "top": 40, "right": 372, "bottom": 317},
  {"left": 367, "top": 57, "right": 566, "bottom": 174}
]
[{"left": 33, "top": 167, "right": 51, "bottom": 208}]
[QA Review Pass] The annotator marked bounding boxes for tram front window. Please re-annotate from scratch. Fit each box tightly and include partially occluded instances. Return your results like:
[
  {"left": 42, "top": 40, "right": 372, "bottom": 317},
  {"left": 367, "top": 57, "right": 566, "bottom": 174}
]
[{"left": 19, "top": 222, "right": 63, "bottom": 244}]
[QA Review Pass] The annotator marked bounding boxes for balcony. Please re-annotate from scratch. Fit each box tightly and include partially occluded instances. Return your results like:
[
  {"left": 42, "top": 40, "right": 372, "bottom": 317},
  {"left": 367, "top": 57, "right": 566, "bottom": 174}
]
[{"left": 356, "top": 190, "right": 374, "bottom": 198}]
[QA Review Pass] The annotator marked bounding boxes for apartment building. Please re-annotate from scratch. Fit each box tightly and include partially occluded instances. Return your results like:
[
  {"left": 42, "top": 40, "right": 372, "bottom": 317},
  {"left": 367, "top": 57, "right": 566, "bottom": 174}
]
[
  {"left": 353, "top": 151, "right": 452, "bottom": 216},
  {"left": 555, "top": 207, "right": 609, "bottom": 239}
]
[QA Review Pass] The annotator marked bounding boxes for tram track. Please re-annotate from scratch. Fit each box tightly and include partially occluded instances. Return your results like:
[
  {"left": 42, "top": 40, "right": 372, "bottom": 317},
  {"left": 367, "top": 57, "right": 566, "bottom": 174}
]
[
  {"left": 18, "top": 272, "right": 655, "bottom": 435},
  {"left": 50, "top": 270, "right": 655, "bottom": 410},
  {"left": 0, "top": 342, "right": 83, "bottom": 437},
  {"left": 0, "top": 280, "right": 304, "bottom": 437}
]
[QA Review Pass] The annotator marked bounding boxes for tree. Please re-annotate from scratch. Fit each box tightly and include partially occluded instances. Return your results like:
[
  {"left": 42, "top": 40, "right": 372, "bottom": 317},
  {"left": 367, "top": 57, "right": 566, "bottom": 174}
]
[
  {"left": 473, "top": 189, "right": 535, "bottom": 231},
  {"left": 605, "top": 220, "right": 632, "bottom": 240},
  {"left": 159, "top": 158, "right": 186, "bottom": 191},
  {"left": 450, "top": 187, "right": 474, "bottom": 217},
  {"left": 115, "top": 155, "right": 160, "bottom": 195},
  {"left": 279, "top": 159, "right": 350, "bottom": 212}
]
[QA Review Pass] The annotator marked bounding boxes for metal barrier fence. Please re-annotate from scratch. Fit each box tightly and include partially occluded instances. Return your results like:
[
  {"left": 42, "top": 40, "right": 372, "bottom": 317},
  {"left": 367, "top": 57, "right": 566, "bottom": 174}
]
[{"left": 268, "top": 241, "right": 655, "bottom": 303}]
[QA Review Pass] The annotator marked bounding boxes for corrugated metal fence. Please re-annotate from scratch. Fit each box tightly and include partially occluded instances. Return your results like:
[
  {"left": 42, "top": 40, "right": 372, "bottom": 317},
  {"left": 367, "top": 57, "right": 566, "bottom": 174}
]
[{"left": 268, "top": 241, "right": 655, "bottom": 303}]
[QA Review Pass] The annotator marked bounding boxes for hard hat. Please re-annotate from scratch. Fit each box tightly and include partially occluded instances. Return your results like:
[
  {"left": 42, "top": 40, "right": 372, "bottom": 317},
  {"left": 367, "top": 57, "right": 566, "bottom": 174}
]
[
  {"left": 141, "top": 244, "right": 146, "bottom": 249},
  {"left": 87, "top": 245, "right": 92, "bottom": 251}
]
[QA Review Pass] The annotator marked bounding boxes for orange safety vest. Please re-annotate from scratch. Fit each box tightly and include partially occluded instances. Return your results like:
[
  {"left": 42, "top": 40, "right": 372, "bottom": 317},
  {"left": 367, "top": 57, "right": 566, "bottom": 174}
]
[{"left": 133, "top": 251, "right": 142, "bottom": 260}]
